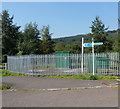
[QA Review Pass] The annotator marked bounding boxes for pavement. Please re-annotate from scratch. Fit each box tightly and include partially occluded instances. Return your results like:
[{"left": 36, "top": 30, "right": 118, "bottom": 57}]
[{"left": 2, "top": 76, "right": 119, "bottom": 107}]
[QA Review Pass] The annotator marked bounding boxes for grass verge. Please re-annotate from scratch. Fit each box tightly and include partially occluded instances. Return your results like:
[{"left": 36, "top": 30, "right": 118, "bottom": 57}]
[
  {"left": 38, "top": 74, "right": 119, "bottom": 81},
  {"left": 0, "top": 70, "right": 119, "bottom": 81},
  {"left": 0, "top": 70, "right": 27, "bottom": 76}
]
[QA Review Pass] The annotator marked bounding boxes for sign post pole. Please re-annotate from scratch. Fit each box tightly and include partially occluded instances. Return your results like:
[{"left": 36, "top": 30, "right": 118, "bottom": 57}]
[
  {"left": 92, "top": 37, "right": 95, "bottom": 75},
  {"left": 81, "top": 37, "right": 84, "bottom": 73},
  {"left": 83, "top": 38, "right": 103, "bottom": 75}
]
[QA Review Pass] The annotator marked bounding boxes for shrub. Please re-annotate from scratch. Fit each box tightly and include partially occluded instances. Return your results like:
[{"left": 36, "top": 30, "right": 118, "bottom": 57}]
[
  {"left": 90, "top": 75, "right": 99, "bottom": 80},
  {"left": 1, "top": 70, "right": 27, "bottom": 76},
  {"left": 0, "top": 85, "right": 11, "bottom": 90}
]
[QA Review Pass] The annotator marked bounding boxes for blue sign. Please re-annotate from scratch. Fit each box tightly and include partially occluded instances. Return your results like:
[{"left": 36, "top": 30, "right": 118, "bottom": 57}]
[
  {"left": 94, "top": 42, "right": 103, "bottom": 45},
  {"left": 83, "top": 43, "right": 92, "bottom": 47},
  {"left": 83, "top": 42, "right": 103, "bottom": 47}
]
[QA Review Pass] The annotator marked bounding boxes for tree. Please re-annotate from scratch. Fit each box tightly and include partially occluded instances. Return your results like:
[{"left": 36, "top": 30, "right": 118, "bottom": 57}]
[
  {"left": 90, "top": 16, "right": 112, "bottom": 53},
  {"left": 0, "top": 18, "right": 2, "bottom": 64},
  {"left": 18, "top": 22, "right": 41, "bottom": 55},
  {"left": 65, "top": 43, "right": 81, "bottom": 53},
  {"left": 54, "top": 42, "right": 66, "bottom": 51},
  {"left": 113, "top": 18, "right": 120, "bottom": 52},
  {"left": 1, "top": 10, "right": 21, "bottom": 62},
  {"left": 117, "top": 17, "right": 120, "bottom": 52},
  {"left": 40, "top": 25, "right": 54, "bottom": 54},
  {"left": 117, "top": 29, "right": 120, "bottom": 52}
]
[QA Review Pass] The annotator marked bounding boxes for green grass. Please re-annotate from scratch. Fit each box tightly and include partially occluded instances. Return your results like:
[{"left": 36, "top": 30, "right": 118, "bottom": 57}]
[
  {"left": 0, "top": 70, "right": 27, "bottom": 76},
  {"left": 38, "top": 74, "right": 119, "bottom": 81},
  {"left": 0, "top": 84, "right": 11, "bottom": 90},
  {"left": 0, "top": 70, "right": 118, "bottom": 81}
]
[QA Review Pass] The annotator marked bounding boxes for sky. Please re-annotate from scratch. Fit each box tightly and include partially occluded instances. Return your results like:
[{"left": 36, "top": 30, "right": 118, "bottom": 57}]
[
  {"left": 2, "top": 2, "right": 118, "bottom": 38},
  {"left": 118, "top": 1, "right": 120, "bottom": 28}
]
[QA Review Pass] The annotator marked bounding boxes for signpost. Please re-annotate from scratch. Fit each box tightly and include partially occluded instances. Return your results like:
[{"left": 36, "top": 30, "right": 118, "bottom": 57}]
[
  {"left": 83, "top": 42, "right": 103, "bottom": 47},
  {"left": 92, "top": 38, "right": 95, "bottom": 75},
  {"left": 81, "top": 37, "right": 84, "bottom": 73},
  {"left": 81, "top": 37, "right": 103, "bottom": 75},
  {"left": 83, "top": 43, "right": 92, "bottom": 47},
  {"left": 94, "top": 42, "right": 103, "bottom": 45}
]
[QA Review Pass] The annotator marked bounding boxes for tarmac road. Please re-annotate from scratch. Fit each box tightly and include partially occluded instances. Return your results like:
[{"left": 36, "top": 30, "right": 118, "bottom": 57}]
[
  {"left": 2, "top": 76, "right": 119, "bottom": 107},
  {"left": 2, "top": 76, "right": 117, "bottom": 89}
]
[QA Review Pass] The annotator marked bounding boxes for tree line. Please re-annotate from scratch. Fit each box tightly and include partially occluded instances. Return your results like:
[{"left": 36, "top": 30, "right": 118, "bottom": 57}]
[
  {"left": 54, "top": 17, "right": 119, "bottom": 53},
  {"left": 1, "top": 10, "right": 54, "bottom": 62},
  {"left": 1, "top": 10, "right": 120, "bottom": 62}
]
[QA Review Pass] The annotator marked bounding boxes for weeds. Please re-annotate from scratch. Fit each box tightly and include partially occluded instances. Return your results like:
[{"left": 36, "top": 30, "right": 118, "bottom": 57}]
[
  {"left": 0, "top": 70, "right": 27, "bottom": 76},
  {"left": 39, "top": 74, "right": 118, "bottom": 81},
  {"left": 0, "top": 84, "right": 11, "bottom": 90}
]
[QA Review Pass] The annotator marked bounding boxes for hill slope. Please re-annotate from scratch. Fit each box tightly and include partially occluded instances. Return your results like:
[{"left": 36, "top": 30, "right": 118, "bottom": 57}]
[{"left": 53, "top": 30, "right": 117, "bottom": 44}]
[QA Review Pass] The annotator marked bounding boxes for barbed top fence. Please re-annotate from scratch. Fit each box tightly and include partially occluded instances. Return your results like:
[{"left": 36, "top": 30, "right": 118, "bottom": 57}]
[{"left": 7, "top": 52, "right": 119, "bottom": 75}]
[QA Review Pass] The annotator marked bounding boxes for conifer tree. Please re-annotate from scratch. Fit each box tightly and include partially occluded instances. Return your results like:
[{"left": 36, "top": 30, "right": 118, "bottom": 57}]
[
  {"left": 40, "top": 25, "right": 54, "bottom": 54},
  {"left": 90, "top": 16, "right": 112, "bottom": 52},
  {"left": 1, "top": 10, "right": 20, "bottom": 62}
]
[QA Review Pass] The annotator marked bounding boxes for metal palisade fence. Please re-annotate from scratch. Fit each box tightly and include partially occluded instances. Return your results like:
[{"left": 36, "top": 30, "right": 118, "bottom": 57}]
[{"left": 7, "top": 52, "right": 120, "bottom": 75}]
